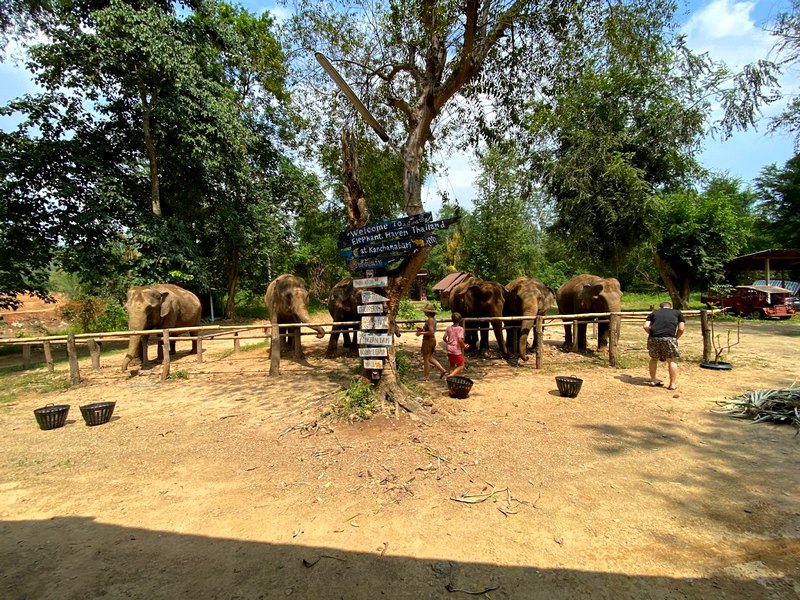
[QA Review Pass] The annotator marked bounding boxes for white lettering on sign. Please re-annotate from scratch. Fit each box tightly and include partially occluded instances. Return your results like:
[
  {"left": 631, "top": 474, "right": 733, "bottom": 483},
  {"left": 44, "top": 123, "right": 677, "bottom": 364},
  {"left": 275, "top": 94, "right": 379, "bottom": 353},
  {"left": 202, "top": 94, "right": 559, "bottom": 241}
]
[
  {"left": 353, "top": 276, "right": 389, "bottom": 289},
  {"left": 360, "top": 291, "right": 389, "bottom": 303},
  {"left": 357, "top": 304, "right": 384, "bottom": 314},
  {"left": 363, "top": 359, "right": 384, "bottom": 370},
  {"left": 357, "top": 332, "right": 393, "bottom": 346},
  {"left": 361, "top": 316, "right": 389, "bottom": 330},
  {"left": 359, "top": 347, "right": 388, "bottom": 357}
]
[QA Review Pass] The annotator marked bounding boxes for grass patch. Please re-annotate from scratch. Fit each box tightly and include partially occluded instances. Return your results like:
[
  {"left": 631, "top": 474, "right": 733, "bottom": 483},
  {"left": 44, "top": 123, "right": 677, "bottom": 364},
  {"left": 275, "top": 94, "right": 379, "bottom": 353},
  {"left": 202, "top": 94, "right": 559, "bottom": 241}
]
[
  {"left": 0, "top": 371, "right": 71, "bottom": 404},
  {"left": 169, "top": 369, "right": 189, "bottom": 380},
  {"left": 336, "top": 378, "right": 378, "bottom": 420},
  {"left": 621, "top": 292, "right": 706, "bottom": 311}
]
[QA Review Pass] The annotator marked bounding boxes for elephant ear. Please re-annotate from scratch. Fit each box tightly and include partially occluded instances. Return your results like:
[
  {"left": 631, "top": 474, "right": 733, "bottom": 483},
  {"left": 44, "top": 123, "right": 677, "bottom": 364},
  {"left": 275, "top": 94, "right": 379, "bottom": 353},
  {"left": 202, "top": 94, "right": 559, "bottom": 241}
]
[
  {"left": 589, "top": 283, "right": 605, "bottom": 298},
  {"left": 159, "top": 291, "right": 171, "bottom": 319}
]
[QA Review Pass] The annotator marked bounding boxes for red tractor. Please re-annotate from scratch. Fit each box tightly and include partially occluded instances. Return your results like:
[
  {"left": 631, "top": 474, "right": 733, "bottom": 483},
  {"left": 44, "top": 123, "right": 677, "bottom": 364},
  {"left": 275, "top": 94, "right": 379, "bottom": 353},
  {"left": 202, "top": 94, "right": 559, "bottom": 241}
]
[{"left": 701, "top": 284, "right": 797, "bottom": 319}]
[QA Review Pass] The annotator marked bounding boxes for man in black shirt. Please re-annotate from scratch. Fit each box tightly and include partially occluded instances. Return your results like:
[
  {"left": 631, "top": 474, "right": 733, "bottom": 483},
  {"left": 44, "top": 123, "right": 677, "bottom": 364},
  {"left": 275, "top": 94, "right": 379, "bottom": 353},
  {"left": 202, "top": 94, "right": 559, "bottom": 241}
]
[{"left": 643, "top": 302, "right": 685, "bottom": 390}]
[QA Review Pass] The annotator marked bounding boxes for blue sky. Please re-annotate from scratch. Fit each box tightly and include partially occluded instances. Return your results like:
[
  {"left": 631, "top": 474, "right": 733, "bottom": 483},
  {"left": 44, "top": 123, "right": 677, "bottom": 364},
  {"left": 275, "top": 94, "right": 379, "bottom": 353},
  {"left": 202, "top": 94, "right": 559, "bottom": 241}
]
[{"left": 1, "top": 0, "right": 796, "bottom": 209}]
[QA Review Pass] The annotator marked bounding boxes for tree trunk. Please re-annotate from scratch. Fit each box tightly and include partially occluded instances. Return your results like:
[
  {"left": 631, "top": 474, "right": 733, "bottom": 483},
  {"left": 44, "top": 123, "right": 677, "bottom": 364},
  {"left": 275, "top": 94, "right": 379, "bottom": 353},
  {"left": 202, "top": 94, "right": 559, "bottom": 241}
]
[
  {"left": 140, "top": 89, "right": 161, "bottom": 216},
  {"left": 654, "top": 251, "right": 691, "bottom": 310},
  {"left": 341, "top": 129, "right": 369, "bottom": 228},
  {"left": 226, "top": 246, "right": 239, "bottom": 320}
]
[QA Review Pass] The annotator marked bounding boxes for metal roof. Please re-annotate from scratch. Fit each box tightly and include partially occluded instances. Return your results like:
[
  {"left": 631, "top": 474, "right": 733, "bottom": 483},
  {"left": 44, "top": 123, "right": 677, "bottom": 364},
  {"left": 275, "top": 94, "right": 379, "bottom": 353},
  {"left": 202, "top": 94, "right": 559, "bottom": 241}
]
[
  {"left": 735, "top": 285, "right": 793, "bottom": 294},
  {"left": 724, "top": 249, "right": 800, "bottom": 271},
  {"left": 432, "top": 271, "right": 473, "bottom": 292}
]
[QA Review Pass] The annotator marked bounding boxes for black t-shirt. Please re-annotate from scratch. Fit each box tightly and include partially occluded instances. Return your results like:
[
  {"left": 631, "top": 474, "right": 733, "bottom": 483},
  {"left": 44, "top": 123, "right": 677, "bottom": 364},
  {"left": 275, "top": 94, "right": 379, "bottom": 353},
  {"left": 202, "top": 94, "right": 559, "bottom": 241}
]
[{"left": 646, "top": 308, "right": 685, "bottom": 338}]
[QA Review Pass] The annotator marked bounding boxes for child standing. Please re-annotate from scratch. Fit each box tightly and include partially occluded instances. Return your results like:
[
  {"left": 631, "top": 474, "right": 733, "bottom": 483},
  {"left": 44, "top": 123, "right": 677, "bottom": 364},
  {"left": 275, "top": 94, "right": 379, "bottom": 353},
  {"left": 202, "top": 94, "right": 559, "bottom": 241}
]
[
  {"left": 416, "top": 303, "right": 446, "bottom": 380},
  {"left": 443, "top": 312, "right": 469, "bottom": 377}
]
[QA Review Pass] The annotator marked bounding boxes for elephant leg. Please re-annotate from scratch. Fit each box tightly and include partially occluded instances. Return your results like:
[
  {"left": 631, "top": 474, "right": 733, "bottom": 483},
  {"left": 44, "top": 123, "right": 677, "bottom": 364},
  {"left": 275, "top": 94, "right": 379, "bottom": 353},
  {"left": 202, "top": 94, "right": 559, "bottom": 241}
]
[
  {"left": 597, "top": 322, "right": 610, "bottom": 349},
  {"left": 506, "top": 323, "right": 519, "bottom": 358},
  {"left": 577, "top": 322, "right": 588, "bottom": 350},
  {"left": 491, "top": 319, "right": 507, "bottom": 356},
  {"left": 326, "top": 328, "right": 341, "bottom": 358},
  {"left": 478, "top": 320, "right": 490, "bottom": 356},
  {"left": 169, "top": 339, "right": 177, "bottom": 355},
  {"left": 190, "top": 332, "right": 198, "bottom": 355},
  {"left": 292, "top": 328, "right": 302, "bottom": 359},
  {"left": 519, "top": 324, "right": 532, "bottom": 361},
  {"left": 279, "top": 326, "right": 290, "bottom": 352},
  {"left": 563, "top": 322, "right": 572, "bottom": 347},
  {"left": 141, "top": 335, "right": 150, "bottom": 368}
]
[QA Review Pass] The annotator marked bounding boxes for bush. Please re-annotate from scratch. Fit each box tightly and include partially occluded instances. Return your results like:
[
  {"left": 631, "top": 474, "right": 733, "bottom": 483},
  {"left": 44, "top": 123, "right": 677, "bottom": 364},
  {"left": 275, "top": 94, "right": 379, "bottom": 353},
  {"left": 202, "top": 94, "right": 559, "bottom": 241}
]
[
  {"left": 59, "top": 296, "right": 127, "bottom": 333},
  {"left": 340, "top": 378, "right": 377, "bottom": 420}
]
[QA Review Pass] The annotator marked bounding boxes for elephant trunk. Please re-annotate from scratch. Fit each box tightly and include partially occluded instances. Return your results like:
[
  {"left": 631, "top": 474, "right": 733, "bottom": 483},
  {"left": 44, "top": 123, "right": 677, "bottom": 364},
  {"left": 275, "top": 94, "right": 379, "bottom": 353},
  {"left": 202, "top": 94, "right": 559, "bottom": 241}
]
[
  {"left": 294, "top": 302, "right": 326, "bottom": 339},
  {"left": 518, "top": 320, "right": 532, "bottom": 361},
  {"left": 122, "top": 334, "right": 142, "bottom": 371}
]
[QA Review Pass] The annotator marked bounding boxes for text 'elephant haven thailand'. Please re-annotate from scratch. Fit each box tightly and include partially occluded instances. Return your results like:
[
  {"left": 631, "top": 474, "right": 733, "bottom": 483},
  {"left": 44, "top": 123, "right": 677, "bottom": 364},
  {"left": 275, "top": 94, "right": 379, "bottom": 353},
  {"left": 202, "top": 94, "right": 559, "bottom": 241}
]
[
  {"left": 556, "top": 274, "right": 623, "bottom": 351},
  {"left": 121, "top": 284, "right": 201, "bottom": 371},
  {"left": 265, "top": 274, "right": 325, "bottom": 358},
  {"left": 503, "top": 276, "right": 555, "bottom": 362},
  {"left": 449, "top": 276, "right": 508, "bottom": 357}
]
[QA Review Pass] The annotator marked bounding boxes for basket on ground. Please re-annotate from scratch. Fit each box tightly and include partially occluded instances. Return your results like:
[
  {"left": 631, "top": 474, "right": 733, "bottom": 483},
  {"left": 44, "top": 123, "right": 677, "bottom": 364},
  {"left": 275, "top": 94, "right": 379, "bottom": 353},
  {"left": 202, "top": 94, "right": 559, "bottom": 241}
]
[
  {"left": 79, "top": 401, "right": 116, "bottom": 426},
  {"left": 33, "top": 404, "right": 70, "bottom": 430},
  {"left": 555, "top": 376, "right": 583, "bottom": 398},
  {"left": 447, "top": 376, "right": 473, "bottom": 399}
]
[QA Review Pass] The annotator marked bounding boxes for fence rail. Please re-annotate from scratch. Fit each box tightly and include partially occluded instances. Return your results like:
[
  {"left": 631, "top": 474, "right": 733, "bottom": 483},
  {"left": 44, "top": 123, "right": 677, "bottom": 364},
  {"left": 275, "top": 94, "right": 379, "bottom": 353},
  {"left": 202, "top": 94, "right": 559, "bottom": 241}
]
[{"left": 1, "top": 309, "right": 725, "bottom": 381}]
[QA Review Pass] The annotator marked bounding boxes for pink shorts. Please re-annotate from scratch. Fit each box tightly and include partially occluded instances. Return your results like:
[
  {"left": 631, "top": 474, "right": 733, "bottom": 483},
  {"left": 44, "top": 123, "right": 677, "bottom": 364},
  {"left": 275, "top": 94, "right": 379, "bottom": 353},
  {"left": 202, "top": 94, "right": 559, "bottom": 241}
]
[{"left": 447, "top": 353, "right": 464, "bottom": 367}]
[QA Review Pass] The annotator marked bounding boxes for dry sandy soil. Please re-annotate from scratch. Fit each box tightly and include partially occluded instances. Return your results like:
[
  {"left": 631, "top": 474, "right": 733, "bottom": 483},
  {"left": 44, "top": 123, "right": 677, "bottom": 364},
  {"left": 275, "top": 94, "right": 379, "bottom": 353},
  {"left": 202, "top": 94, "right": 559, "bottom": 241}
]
[{"left": 1, "top": 315, "right": 799, "bottom": 600}]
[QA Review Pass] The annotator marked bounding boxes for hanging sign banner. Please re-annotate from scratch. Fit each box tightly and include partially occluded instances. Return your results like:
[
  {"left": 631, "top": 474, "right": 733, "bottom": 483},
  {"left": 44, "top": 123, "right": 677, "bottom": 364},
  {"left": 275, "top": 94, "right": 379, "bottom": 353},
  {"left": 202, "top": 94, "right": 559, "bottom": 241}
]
[{"left": 338, "top": 213, "right": 432, "bottom": 248}]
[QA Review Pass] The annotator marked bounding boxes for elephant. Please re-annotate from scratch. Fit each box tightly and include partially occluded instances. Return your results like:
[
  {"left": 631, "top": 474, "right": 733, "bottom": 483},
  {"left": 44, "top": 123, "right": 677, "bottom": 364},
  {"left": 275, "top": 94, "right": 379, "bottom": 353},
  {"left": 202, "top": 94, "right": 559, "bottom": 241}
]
[
  {"left": 503, "top": 277, "right": 555, "bottom": 362},
  {"left": 556, "top": 274, "right": 623, "bottom": 351},
  {"left": 121, "top": 284, "right": 202, "bottom": 371},
  {"left": 265, "top": 274, "right": 325, "bottom": 357},
  {"left": 449, "top": 276, "right": 508, "bottom": 357},
  {"left": 326, "top": 277, "right": 360, "bottom": 358}
]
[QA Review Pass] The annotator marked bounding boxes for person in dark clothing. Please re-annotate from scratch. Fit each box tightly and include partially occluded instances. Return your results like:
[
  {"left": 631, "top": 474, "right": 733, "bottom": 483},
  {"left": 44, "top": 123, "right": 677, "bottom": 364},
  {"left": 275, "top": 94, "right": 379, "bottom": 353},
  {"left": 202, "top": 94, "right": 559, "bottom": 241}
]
[{"left": 643, "top": 301, "right": 685, "bottom": 390}]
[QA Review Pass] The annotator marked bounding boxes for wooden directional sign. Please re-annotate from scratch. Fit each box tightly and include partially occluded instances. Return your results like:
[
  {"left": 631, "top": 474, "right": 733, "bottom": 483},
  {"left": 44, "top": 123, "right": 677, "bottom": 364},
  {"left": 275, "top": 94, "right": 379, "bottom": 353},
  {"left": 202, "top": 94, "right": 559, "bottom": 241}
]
[
  {"left": 361, "top": 316, "right": 389, "bottom": 330},
  {"left": 361, "top": 291, "right": 389, "bottom": 303},
  {"left": 407, "top": 217, "right": 459, "bottom": 236},
  {"left": 363, "top": 359, "right": 384, "bottom": 370},
  {"left": 359, "top": 346, "right": 388, "bottom": 357},
  {"left": 357, "top": 303, "right": 384, "bottom": 315},
  {"left": 346, "top": 234, "right": 439, "bottom": 259},
  {"left": 358, "top": 332, "right": 393, "bottom": 346},
  {"left": 338, "top": 213, "right": 432, "bottom": 248},
  {"left": 353, "top": 276, "right": 388, "bottom": 289},
  {"left": 347, "top": 255, "right": 406, "bottom": 272}
]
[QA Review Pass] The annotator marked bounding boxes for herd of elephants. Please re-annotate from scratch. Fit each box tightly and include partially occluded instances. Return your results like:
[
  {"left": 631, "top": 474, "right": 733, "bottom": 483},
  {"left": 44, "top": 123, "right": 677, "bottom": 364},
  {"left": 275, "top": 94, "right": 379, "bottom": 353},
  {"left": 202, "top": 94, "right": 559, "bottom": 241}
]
[{"left": 119, "top": 273, "right": 623, "bottom": 371}]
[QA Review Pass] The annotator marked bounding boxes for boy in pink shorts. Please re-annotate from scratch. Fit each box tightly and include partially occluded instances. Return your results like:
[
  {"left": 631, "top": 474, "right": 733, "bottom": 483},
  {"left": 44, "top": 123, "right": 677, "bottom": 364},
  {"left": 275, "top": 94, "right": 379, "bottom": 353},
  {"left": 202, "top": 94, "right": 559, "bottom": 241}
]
[{"left": 443, "top": 312, "right": 469, "bottom": 377}]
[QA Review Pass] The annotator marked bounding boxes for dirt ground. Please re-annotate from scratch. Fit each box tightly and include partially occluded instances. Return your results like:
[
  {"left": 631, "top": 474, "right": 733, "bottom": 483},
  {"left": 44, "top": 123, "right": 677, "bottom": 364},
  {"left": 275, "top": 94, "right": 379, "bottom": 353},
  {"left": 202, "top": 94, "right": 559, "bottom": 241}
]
[{"left": 1, "top": 316, "right": 799, "bottom": 600}]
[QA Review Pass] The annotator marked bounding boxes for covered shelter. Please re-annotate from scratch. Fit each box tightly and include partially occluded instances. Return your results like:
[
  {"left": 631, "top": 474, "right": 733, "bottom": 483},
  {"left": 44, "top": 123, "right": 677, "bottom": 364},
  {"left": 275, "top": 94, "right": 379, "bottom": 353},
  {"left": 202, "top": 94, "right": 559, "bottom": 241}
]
[
  {"left": 724, "top": 249, "right": 800, "bottom": 280},
  {"left": 433, "top": 271, "right": 473, "bottom": 307}
]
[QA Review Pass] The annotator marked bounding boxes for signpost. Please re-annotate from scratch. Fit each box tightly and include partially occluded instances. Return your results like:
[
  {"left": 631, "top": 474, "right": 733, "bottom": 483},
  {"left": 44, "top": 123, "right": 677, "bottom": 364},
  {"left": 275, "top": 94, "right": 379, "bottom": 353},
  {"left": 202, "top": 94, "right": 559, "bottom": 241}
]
[
  {"left": 361, "top": 291, "right": 389, "bottom": 303},
  {"left": 359, "top": 346, "right": 388, "bottom": 357},
  {"left": 357, "top": 332, "right": 393, "bottom": 346},
  {"left": 353, "top": 276, "right": 389, "bottom": 289},
  {"left": 362, "top": 359, "right": 384, "bottom": 370},
  {"left": 361, "top": 316, "right": 389, "bottom": 330},
  {"left": 357, "top": 304, "right": 384, "bottom": 315}
]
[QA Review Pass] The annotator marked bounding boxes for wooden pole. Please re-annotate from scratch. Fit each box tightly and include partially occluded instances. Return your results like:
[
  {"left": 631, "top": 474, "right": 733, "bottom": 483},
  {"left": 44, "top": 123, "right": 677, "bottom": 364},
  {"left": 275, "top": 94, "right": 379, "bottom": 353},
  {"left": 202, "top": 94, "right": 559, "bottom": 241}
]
[
  {"left": 269, "top": 323, "right": 280, "bottom": 376},
  {"left": 196, "top": 335, "right": 204, "bottom": 363},
  {"left": 22, "top": 344, "right": 31, "bottom": 369},
  {"left": 535, "top": 316, "right": 544, "bottom": 369},
  {"left": 67, "top": 333, "right": 81, "bottom": 385},
  {"left": 88, "top": 339, "right": 101, "bottom": 370},
  {"left": 608, "top": 314, "right": 621, "bottom": 367},
  {"left": 161, "top": 330, "right": 171, "bottom": 381},
  {"left": 701, "top": 310, "right": 712, "bottom": 363},
  {"left": 292, "top": 327, "right": 302, "bottom": 360},
  {"left": 233, "top": 332, "right": 240, "bottom": 354},
  {"left": 43, "top": 340, "right": 54, "bottom": 372},
  {"left": 571, "top": 320, "right": 579, "bottom": 352}
]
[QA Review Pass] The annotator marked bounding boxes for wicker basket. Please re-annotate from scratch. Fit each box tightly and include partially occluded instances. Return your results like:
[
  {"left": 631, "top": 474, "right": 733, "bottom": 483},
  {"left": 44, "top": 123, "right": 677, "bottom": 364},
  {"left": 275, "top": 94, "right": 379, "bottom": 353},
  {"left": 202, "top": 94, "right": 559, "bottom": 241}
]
[
  {"left": 79, "top": 401, "right": 116, "bottom": 426},
  {"left": 446, "top": 376, "right": 473, "bottom": 399},
  {"left": 555, "top": 376, "right": 583, "bottom": 398},
  {"left": 33, "top": 404, "right": 70, "bottom": 430}
]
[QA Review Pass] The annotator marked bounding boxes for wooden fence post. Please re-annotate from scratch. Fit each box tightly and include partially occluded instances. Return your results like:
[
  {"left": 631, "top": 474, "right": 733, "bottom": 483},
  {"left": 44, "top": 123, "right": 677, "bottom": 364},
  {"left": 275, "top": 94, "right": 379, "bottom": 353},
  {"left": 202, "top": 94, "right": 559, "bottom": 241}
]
[
  {"left": 67, "top": 333, "right": 81, "bottom": 385},
  {"left": 233, "top": 332, "right": 240, "bottom": 354},
  {"left": 88, "top": 339, "right": 101, "bottom": 370},
  {"left": 535, "top": 316, "right": 544, "bottom": 369},
  {"left": 22, "top": 344, "right": 31, "bottom": 369},
  {"left": 269, "top": 323, "right": 280, "bottom": 376},
  {"left": 161, "top": 330, "right": 171, "bottom": 381},
  {"left": 608, "top": 314, "right": 621, "bottom": 367},
  {"left": 571, "top": 320, "right": 579, "bottom": 352},
  {"left": 701, "top": 310, "right": 711, "bottom": 363},
  {"left": 43, "top": 340, "right": 54, "bottom": 372}
]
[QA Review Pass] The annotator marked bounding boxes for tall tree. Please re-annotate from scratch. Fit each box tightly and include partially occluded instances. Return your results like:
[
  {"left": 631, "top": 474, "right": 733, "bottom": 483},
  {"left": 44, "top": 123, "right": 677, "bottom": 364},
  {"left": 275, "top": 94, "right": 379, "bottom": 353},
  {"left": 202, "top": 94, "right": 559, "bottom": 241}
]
[{"left": 754, "top": 154, "right": 800, "bottom": 249}]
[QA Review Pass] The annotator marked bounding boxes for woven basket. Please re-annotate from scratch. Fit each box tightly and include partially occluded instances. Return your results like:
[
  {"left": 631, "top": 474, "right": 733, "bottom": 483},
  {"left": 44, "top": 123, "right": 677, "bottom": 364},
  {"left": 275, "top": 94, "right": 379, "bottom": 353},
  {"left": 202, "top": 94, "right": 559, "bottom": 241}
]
[
  {"left": 555, "top": 376, "right": 583, "bottom": 398},
  {"left": 446, "top": 376, "right": 473, "bottom": 399},
  {"left": 80, "top": 401, "right": 116, "bottom": 426},
  {"left": 33, "top": 404, "right": 70, "bottom": 430}
]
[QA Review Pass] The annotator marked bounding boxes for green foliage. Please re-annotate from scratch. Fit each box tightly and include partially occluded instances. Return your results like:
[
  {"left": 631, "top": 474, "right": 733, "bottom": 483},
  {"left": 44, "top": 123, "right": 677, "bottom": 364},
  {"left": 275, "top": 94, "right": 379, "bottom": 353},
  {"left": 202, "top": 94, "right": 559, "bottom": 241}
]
[
  {"left": 396, "top": 299, "right": 422, "bottom": 329},
  {"left": 754, "top": 154, "right": 800, "bottom": 249},
  {"left": 169, "top": 369, "right": 189, "bottom": 380},
  {"left": 339, "top": 378, "right": 377, "bottom": 420},
  {"left": 58, "top": 296, "right": 128, "bottom": 334}
]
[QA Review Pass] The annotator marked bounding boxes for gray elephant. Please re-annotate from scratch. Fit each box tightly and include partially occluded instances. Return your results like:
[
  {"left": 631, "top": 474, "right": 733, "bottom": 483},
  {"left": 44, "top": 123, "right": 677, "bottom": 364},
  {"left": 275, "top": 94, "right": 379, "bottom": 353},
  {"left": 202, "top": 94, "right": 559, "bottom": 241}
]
[
  {"left": 326, "top": 277, "right": 360, "bottom": 358},
  {"left": 121, "top": 284, "right": 202, "bottom": 371},
  {"left": 556, "top": 274, "right": 623, "bottom": 351},
  {"left": 503, "top": 277, "right": 555, "bottom": 362},
  {"left": 449, "top": 276, "right": 508, "bottom": 357},
  {"left": 265, "top": 274, "right": 325, "bottom": 356}
]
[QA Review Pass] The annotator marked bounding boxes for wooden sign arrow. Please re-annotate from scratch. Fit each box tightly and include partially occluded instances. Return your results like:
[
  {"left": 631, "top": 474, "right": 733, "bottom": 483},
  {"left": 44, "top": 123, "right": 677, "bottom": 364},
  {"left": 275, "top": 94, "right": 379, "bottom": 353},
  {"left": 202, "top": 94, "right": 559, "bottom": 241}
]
[
  {"left": 361, "top": 316, "right": 389, "bottom": 330},
  {"left": 357, "top": 332, "right": 393, "bottom": 346},
  {"left": 363, "top": 359, "right": 384, "bottom": 370},
  {"left": 357, "top": 304, "right": 384, "bottom": 314},
  {"left": 360, "top": 290, "right": 389, "bottom": 303},
  {"left": 348, "top": 255, "right": 406, "bottom": 272},
  {"left": 338, "top": 212, "right": 432, "bottom": 248},
  {"left": 408, "top": 217, "right": 459, "bottom": 236},
  {"left": 353, "top": 276, "right": 388, "bottom": 289},
  {"left": 359, "top": 346, "right": 388, "bottom": 357}
]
